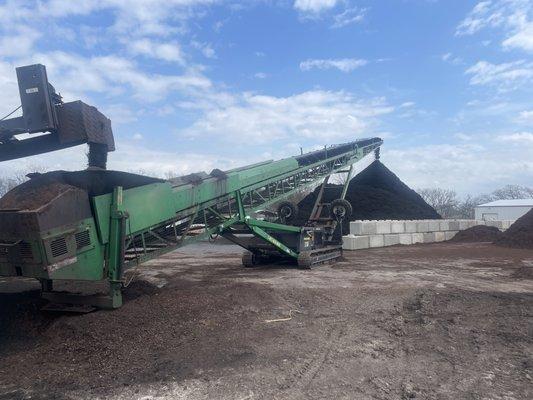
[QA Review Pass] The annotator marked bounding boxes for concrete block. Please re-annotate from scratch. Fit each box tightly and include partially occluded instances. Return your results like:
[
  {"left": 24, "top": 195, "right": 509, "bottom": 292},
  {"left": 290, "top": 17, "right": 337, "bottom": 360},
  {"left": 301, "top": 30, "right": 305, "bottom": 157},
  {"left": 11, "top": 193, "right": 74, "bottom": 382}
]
[
  {"left": 361, "top": 221, "right": 378, "bottom": 235},
  {"left": 376, "top": 221, "right": 391, "bottom": 234},
  {"left": 485, "top": 220, "right": 496, "bottom": 228},
  {"left": 369, "top": 234, "right": 384, "bottom": 248},
  {"left": 404, "top": 220, "right": 417, "bottom": 233},
  {"left": 399, "top": 233, "right": 412, "bottom": 245},
  {"left": 475, "top": 220, "right": 486, "bottom": 226},
  {"left": 458, "top": 220, "right": 469, "bottom": 230},
  {"left": 411, "top": 233, "right": 424, "bottom": 244},
  {"left": 467, "top": 220, "right": 477, "bottom": 228},
  {"left": 342, "top": 235, "right": 353, "bottom": 250},
  {"left": 434, "top": 232, "right": 446, "bottom": 242},
  {"left": 445, "top": 231, "right": 458, "bottom": 240},
  {"left": 423, "top": 232, "right": 436, "bottom": 243},
  {"left": 384, "top": 234, "right": 400, "bottom": 246},
  {"left": 439, "top": 220, "right": 450, "bottom": 231},
  {"left": 416, "top": 221, "right": 430, "bottom": 233},
  {"left": 390, "top": 221, "right": 405, "bottom": 234},
  {"left": 343, "top": 235, "right": 370, "bottom": 250},
  {"left": 349, "top": 221, "right": 364, "bottom": 235},
  {"left": 449, "top": 220, "right": 460, "bottom": 231},
  {"left": 427, "top": 220, "right": 440, "bottom": 232},
  {"left": 486, "top": 220, "right": 503, "bottom": 229},
  {"left": 502, "top": 220, "right": 513, "bottom": 230}
]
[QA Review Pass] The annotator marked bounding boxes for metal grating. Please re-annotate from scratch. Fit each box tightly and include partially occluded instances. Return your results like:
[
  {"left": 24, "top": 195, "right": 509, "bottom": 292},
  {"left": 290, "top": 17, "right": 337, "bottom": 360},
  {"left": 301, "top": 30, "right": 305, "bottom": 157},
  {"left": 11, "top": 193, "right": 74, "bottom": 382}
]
[
  {"left": 19, "top": 242, "right": 33, "bottom": 259},
  {"left": 50, "top": 237, "right": 68, "bottom": 258},
  {"left": 75, "top": 230, "right": 91, "bottom": 250}
]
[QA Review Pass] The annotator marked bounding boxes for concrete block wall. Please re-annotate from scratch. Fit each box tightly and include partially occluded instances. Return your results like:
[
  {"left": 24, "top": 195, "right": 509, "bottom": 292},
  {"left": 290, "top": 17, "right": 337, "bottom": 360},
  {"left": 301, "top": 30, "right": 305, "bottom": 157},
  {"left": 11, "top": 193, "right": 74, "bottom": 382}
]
[{"left": 343, "top": 219, "right": 514, "bottom": 251}]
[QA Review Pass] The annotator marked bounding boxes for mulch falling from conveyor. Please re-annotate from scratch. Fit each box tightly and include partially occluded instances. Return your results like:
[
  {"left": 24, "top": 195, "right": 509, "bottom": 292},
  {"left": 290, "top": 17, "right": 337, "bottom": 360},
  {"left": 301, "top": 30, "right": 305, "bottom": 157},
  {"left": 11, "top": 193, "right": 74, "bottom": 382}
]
[
  {"left": 494, "top": 208, "right": 533, "bottom": 249},
  {"left": 293, "top": 160, "right": 441, "bottom": 232}
]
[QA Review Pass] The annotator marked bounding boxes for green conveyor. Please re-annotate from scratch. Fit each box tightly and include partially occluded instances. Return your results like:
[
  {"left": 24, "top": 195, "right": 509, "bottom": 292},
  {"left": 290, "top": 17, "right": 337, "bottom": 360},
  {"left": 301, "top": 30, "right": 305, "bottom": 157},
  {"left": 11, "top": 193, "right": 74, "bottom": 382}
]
[{"left": 0, "top": 138, "right": 382, "bottom": 309}]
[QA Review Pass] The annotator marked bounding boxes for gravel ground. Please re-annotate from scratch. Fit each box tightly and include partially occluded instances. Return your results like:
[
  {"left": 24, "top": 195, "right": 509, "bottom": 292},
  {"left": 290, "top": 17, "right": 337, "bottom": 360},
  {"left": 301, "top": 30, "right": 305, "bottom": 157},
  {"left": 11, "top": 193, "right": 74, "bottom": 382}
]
[{"left": 0, "top": 242, "right": 532, "bottom": 400}]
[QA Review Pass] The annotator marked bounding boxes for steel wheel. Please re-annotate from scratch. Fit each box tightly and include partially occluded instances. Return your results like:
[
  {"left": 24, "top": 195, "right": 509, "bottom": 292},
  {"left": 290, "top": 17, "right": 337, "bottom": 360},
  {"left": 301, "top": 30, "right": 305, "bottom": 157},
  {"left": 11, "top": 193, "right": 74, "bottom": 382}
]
[
  {"left": 277, "top": 201, "right": 298, "bottom": 222},
  {"left": 330, "top": 199, "right": 352, "bottom": 221}
]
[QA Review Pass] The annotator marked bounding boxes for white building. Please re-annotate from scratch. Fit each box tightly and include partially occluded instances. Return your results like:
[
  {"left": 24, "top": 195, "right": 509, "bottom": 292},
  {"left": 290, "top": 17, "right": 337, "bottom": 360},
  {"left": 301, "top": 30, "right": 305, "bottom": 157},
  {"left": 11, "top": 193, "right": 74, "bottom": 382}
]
[{"left": 475, "top": 199, "right": 533, "bottom": 221}]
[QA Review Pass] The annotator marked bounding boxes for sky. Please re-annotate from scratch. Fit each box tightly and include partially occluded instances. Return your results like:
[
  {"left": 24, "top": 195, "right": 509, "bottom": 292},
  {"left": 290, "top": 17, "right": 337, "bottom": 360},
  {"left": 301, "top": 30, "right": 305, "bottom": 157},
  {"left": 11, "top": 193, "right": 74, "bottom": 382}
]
[{"left": 0, "top": 0, "right": 531, "bottom": 195}]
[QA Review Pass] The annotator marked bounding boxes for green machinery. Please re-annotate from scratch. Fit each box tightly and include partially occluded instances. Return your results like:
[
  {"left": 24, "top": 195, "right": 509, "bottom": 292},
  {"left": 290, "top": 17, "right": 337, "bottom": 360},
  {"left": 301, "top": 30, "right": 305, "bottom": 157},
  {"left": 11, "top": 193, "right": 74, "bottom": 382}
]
[
  {"left": 0, "top": 140, "right": 381, "bottom": 308},
  {"left": 0, "top": 64, "right": 383, "bottom": 309}
]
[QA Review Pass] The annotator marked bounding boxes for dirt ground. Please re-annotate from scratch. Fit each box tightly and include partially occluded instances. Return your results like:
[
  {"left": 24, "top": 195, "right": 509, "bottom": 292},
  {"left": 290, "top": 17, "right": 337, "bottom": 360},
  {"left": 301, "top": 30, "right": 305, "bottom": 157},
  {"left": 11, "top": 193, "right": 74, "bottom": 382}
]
[{"left": 0, "top": 242, "right": 532, "bottom": 400}]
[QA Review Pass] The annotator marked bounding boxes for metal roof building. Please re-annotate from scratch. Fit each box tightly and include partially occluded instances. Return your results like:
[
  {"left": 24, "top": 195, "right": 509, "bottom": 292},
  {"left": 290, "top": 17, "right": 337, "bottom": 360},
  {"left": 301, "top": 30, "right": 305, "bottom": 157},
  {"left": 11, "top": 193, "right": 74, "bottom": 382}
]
[{"left": 475, "top": 199, "right": 533, "bottom": 221}]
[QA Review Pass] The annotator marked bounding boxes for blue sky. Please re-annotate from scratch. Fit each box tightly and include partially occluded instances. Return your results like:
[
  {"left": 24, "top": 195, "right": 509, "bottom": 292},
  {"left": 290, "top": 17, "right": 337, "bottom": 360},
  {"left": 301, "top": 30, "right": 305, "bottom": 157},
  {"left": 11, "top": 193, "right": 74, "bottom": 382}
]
[{"left": 0, "top": 0, "right": 532, "bottom": 195}]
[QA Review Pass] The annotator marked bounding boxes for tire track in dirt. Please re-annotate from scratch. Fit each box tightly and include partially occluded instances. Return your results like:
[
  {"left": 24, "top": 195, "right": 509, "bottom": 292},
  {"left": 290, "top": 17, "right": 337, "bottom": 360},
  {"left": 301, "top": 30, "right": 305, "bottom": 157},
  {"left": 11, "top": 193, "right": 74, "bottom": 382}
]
[
  {"left": 274, "top": 294, "right": 377, "bottom": 400},
  {"left": 274, "top": 322, "right": 345, "bottom": 400}
]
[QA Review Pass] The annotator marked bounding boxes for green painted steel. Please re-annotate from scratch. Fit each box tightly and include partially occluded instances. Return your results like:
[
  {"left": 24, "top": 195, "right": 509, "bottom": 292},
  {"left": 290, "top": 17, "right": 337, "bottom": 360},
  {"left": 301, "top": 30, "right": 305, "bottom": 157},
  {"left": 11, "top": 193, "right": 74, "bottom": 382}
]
[
  {"left": 0, "top": 217, "right": 105, "bottom": 281},
  {"left": 0, "top": 138, "right": 382, "bottom": 308},
  {"left": 91, "top": 138, "right": 382, "bottom": 240},
  {"left": 92, "top": 183, "right": 176, "bottom": 244},
  {"left": 249, "top": 225, "right": 299, "bottom": 258}
]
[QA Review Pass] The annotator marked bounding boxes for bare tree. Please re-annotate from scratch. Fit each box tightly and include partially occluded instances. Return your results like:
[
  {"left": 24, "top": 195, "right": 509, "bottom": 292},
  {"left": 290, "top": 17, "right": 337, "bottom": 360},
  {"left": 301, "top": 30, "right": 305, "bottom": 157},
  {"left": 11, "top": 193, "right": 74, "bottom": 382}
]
[
  {"left": 419, "top": 185, "right": 533, "bottom": 220},
  {"left": 490, "top": 184, "right": 533, "bottom": 200},
  {"left": 0, "top": 175, "right": 26, "bottom": 197},
  {"left": 0, "top": 165, "right": 46, "bottom": 197},
  {"left": 417, "top": 188, "right": 459, "bottom": 218}
]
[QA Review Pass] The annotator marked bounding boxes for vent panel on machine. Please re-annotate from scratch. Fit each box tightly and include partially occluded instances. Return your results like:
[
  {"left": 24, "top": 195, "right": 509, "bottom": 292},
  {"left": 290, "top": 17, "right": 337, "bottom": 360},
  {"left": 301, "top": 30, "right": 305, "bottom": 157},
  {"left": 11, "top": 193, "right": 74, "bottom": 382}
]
[
  {"left": 75, "top": 230, "right": 91, "bottom": 250},
  {"left": 19, "top": 242, "right": 33, "bottom": 259},
  {"left": 50, "top": 237, "right": 68, "bottom": 258}
]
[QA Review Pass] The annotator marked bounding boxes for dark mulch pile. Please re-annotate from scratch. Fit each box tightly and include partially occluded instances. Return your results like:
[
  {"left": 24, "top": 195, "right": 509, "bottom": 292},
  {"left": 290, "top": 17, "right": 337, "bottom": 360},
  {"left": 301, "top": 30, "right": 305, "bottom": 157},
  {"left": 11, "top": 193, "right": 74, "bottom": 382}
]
[
  {"left": 494, "top": 208, "right": 533, "bottom": 249},
  {"left": 0, "top": 170, "right": 163, "bottom": 211},
  {"left": 293, "top": 161, "right": 440, "bottom": 231},
  {"left": 449, "top": 225, "right": 502, "bottom": 243}
]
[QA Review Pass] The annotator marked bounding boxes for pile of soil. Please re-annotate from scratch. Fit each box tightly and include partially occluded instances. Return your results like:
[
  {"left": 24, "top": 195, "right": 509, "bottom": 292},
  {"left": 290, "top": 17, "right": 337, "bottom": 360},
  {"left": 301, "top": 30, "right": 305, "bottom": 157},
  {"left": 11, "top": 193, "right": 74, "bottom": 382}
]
[
  {"left": 495, "top": 208, "right": 533, "bottom": 249},
  {"left": 449, "top": 225, "right": 502, "bottom": 243},
  {"left": 0, "top": 170, "right": 163, "bottom": 211},
  {"left": 293, "top": 161, "right": 440, "bottom": 231}
]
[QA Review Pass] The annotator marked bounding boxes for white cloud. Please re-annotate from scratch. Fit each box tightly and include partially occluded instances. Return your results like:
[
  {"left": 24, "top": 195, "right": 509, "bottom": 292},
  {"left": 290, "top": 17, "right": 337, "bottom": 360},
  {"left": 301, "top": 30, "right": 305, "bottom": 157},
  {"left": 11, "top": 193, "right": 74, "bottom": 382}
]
[
  {"left": 457, "top": 0, "right": 533, "bottom": 53},
  {"left": 465, "top": 60, "right": 533, "bottom": 89},
  {"left": 0, "top": 60, "right": 22, "bottom": 116},
  {"left": 300, "top": 58, "right": 368, "bottom": 72},
  {"left": 383, "top": 142, "right": 533, "bottom": 194},
  {"left": 495, "top": 131, "right": 533, "bottom": 143},
  {"left": 454, "top": 133, "right": 473, "bottom": 141},
  {"left": 0, "top": 142, "right": 236, "bottom": 178},
  {"left": 456, "top": 1, "right": 502, "bottom": 35},
  {"left": 0, "top": 26, "right": 41, "bottom": 57},
  {"left": 441, "top": 52, "right": 463, "bottom": 65},
  {"left": 294, "top": 0, "right": 339, "bottom": 14},
  {"left": 0, "top": 1, "right": 220, "bottom": 108},
  {"left": 503, "top": 22, "right": 533, "bottom": 52},
  {"left": 109, "top": 143, "right": 242, "bottom": 176},
  {"left": 133, "top": 133, "right": 144, "bottom": 140},
  {"left": 182, "top": 90, "right": 393, "bottom": 144},
  {"left": 22, "top": 51, "right": 212, "bottom": 102},
  {"left": 191, "top": 41, "right": 216, "bottom": 59},
  {"left": 254, "top": 72, "right": 269, "bottom": 79},
  {"left": 0, "top": 0, "right": 220, "bottom": 36},
  {"left": 128, "top": 39, "right": 184, "bottom": 63},
  {"left": 105, "top": 104, "right": 139, "bottom": 125},
  {"left": 517, "top": 109, "right": 533, "bottom": 123},
  {"left": 331, "top": 7, "right": 366, "bottom": 28}
]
